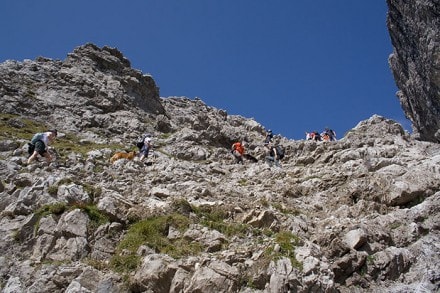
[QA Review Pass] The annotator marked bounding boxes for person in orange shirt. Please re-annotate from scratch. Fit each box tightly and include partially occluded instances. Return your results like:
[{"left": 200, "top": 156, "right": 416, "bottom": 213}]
[{"left": 231, "top": 141, "right": 245, "bottom": 164}]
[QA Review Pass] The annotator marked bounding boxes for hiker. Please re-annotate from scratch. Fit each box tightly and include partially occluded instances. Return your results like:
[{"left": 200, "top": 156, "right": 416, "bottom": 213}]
[
  {"left": 231, "top": 141, "right": 245, "bottom": 164},
  {"left": 312, "top": 131, "right": 321, "bottom": 141},
  {"left": 138, "top": 134, "right": 153, "bottom": 162},
  {"left": 324, "top": 128, "right": 337, "bottom": 141},
  {"left": 264, "top": 129, "right": 273, "bottom": 145},
  {"left": 265, "top": 144, "right": 284, "bottom": 167},
  {"left": 27, "top": 129, "right": 57, "bottom": 164},
  {"left": 321, "top": 132, "right": 330, "bottom": 141},
  {"left": 263, "top": 129, "right": 274, "bottom": 156}
]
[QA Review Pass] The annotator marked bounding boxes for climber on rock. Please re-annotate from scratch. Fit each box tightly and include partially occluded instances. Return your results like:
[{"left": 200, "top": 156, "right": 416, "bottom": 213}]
[
  {"left": 27, "top": 129, "right": 58, "bottom": 165},
  {"left": 265, "top": 144, "right": 284, "bottom": 167},
  {"left": 324, "top": 127, "right": 337, "bottom": 141},
  {"left": 231, "top": 141, "right": 245, "bottom": 164},
  {"left": 138, "top": 134, "right": 153, "bottom": 163}
]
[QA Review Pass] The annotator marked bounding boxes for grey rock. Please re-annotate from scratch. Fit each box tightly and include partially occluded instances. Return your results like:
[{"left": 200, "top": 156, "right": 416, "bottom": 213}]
[
  {"left": 48, "top": 236, "right": 89, "bottom": 261},
  {"left": 2, "top": 276, "right": 23, "bottom": 293},
  {"left": 183, "top": 224, "right": 227, "bottom": 252},
  {"left": 387, "top": 0, "right": 440, "bottom": 142},
  {"left": 0, "top": 140, "right": 20, "bottom": 151},
  {"left": 56, "top": 209, "right": 89, "bottom": 238},
  {"left": 0, "top": 40, "right": 439, "bottom": 292},
  {"left": 131, "top": 254, "right": 178, "bottom": 293},
  {"left": 169, "top": 268, "right": 191, "bottom": 293},
  {"left": 186, "top": 261, "right": 239, "bottom": 293},
  {"left": 242, "top": 209, "right": 277, "bottom": 229},
  {"left": 344, "top": 228, "right": 367, "bottom": 250},
  {"left": 58, "top": 183, "right": 91, "bottom": 204},
  {"left": 368, "top": 247, "right": 413, "bottom": 281}
]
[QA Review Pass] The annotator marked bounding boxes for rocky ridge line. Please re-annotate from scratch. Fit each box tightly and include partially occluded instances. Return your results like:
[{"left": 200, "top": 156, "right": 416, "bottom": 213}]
[{"left": 0, "top": 43, "right": 439, "bottom": 292}]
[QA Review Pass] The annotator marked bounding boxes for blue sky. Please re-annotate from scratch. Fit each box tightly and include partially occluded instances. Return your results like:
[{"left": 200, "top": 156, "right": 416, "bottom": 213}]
[{"left": 1, "top": 1, "right": 410, "bottom": 140}]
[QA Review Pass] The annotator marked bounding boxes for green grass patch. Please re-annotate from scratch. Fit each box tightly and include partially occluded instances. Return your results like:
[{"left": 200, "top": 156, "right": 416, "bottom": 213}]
[
  {"left": 110, "top": 254, "right": 141, "bottom": 274},
  {"left": 110, "top": 213, "right": 202, "bottom": 273},
  {"left": 54, "top": 133, "right": 125, "bottom": 160},
  {"left": 35, "top": 202, "right": 67, "bottom": 218},
  {"left": 252, "top": 228, "right": 274, "bottom": 238},
  {"left": 171, "top": 198, "right": 194, "bottom": 215},
  {"left": 265, "top": 231, "right": 303, "bottom": 270},
  {"left": 81, "top": 183, "right": 102, "bottom": 202},
  {"left": 0, "top": 114, "right": 44, "bottom": 140},
  {"left": 192, "top": 205, "right": 250, "bottom": 237},
  {"left": 47, "top": 185, "right": 59, "bottom": 196},
  {"left": 271, "top": 202, "right": 301, "bottom": 216},
  {"left": 158, "top": 132, "right": 172, "bottom": 139},
  {"left": 93, "top": 164, "right": 104, "bottom": 173},
  {"left": 389, "top": 221, "right": 401, "bottom": 230},
  {"left": 75, "top": 203, "right": 109, "bottom": 229},
  {"left": 85, "top": 258, "right": 109, "bottom": 271},
  {"left": 258, "top": 198, "right": 269, "bottom": 208},
  {"left": 238, "top": 178, "right": 248, "bottom": 186},
  {"left": 0, "top": 113, "right": 127, "bottom": 162}
]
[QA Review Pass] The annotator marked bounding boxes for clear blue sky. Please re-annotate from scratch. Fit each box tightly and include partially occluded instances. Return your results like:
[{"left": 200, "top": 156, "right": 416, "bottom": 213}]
[{"left": 1, "top": 1, "right": 410, "bottom": 140}]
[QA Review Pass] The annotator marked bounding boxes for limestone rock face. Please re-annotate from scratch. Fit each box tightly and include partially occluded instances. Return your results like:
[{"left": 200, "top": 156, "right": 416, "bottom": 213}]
[
  {"left": 0, "top": 43, "right": 164, "bottom": 139},
  {"left": 0, "top": 44, "right": 439, "bottom": 292},
  {"left": 387, "top": 0, "right": 440, "bottom": 142}
]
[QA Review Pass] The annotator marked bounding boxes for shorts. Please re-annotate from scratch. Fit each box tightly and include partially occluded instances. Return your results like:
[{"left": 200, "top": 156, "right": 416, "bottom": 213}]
[
  {"left": 34, "top": 140, "right": 47, "bottom": 155},
  {"left": 141, "top": 145, "right": 150, "bottom": 157}
]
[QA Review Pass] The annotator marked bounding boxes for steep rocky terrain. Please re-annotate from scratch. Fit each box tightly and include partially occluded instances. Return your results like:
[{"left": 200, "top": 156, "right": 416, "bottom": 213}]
[
  {"left": 387, "top": 0, "right": 440, "bottom": 143},
  {"left": 1, "top": 44, "right": 439, "bottom": 292}
]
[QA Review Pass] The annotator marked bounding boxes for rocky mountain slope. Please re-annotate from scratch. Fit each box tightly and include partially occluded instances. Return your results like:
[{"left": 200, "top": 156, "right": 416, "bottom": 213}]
[
  {"left": 0, "top": 42, "right": 439, "bottom": 292},
  {"left": 387, "top": 0, "right": 440, "bottom": 143}
]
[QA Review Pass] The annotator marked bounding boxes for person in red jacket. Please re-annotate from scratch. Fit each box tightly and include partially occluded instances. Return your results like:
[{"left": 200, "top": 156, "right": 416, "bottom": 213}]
[{"left": 231, "top": 141, "right": 245, "bottom": 164}]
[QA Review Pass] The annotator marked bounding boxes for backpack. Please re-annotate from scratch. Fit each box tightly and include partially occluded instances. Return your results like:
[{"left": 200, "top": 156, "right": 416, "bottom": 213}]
[
  {"left": 275, "top": 145, "right": 285, "bottom": 159},
  {"left": 31, "top": 133, "right": 44, "bottom": 144},
  {"left": 136, "top": 140, "right": 144, "bottom": 149},
  {"left": 136, "top": 134, "right": 152, "bottom": 149}
]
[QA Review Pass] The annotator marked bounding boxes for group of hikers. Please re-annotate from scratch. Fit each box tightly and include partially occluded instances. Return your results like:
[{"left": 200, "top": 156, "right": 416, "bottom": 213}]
[
  {"left": 305, "top": 128, "right": 337, "bottom": 142},
  {"left": 231, "top": 127, "right": 337, "bottom": 167},
  {"left": 231, "top": 129, "right": 285, "bottom": 167},
  {"left": 26, "top": 127, "right": 335, "bottom": 167},
  {"left": 25, "top": 129, "right": 155, "bottom": 165}
]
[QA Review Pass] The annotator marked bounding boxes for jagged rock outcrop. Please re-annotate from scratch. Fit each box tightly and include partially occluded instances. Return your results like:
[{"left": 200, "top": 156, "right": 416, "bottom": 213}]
[
  {"left": 0, "top": 43, "right": 164, "bottom": 141},
  {"left": 1, "top": 44, "right": 439, "bottom": 292},
  {"left": 387, "top": 0, "right": 440, "bottom": 142}
]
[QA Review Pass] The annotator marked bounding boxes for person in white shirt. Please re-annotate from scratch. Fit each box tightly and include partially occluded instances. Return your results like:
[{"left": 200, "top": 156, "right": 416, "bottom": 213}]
[
  {"left": 139, "top": 134, "right": 153, "bottom": 162},
  {"left": 27, "top": 129, "right": 57, "bottom": 164}
]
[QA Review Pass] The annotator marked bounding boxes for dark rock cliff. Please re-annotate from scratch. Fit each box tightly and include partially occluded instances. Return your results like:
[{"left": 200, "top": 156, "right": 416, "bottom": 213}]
[{"left": 387, "top": 0, "right": 440, "bottom": 142}]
